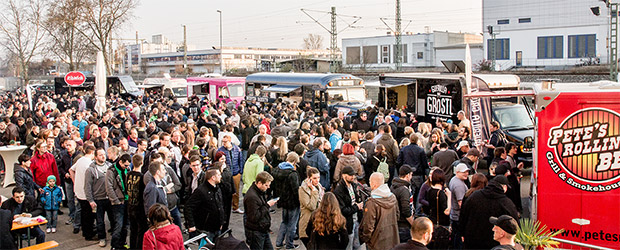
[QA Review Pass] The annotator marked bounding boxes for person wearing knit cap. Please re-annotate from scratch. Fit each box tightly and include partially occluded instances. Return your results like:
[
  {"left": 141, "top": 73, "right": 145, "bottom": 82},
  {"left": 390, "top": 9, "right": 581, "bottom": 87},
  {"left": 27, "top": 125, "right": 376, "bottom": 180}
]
[{"left": 41, "top": 175, "right": 63, "bottom": 233}]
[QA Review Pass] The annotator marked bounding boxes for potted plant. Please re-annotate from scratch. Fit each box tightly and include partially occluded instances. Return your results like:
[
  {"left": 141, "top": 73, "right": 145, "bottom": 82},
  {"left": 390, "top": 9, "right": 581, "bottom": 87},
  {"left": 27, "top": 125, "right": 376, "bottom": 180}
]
[{"left": 515, "top": 218, "right": 564, "bottom": 250}]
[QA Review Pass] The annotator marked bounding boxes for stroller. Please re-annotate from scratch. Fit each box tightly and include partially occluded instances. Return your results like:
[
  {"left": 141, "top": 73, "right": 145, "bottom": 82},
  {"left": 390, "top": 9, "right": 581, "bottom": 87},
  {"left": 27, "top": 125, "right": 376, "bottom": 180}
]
[{"left": 184, "top": 229, "right": 249, "bottom": 250}]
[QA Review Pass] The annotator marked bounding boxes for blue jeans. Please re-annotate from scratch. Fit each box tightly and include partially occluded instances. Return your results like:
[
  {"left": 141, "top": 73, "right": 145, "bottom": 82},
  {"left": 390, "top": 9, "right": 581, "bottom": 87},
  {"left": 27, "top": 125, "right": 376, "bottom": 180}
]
[
  {"left": 46, "top": 210, "right": 58, "bottom": 228},
  {"left": 95, "top": 199, "right": 114, "bottom": 240},
  {"left": 64, "top": 182, "right": 76, "bottom": 220},
  {"left": 111, "top": 204, "right": 128, "bottom": 249},
  {"left": 73, "top": 200, "right": 81, "bottom": 229},
  {"left": 347, "top": 220, "right": 360, "bottom": 250},
  {"left": 276, "top": 207, "right": 300, "bottom": 248},
  {"left": 170, "top": 207, "right": 183, "bottom": 231},
  {"left": 245, "top": 229, "right": 273, "bottom": 250}
]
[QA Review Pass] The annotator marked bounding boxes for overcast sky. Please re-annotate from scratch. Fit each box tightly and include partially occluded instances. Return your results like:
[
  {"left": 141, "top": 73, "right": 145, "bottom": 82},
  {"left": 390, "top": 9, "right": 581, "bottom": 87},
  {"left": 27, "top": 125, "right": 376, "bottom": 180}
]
[{"left": 121, "top": 0, "right": 482, "bottom": 50}]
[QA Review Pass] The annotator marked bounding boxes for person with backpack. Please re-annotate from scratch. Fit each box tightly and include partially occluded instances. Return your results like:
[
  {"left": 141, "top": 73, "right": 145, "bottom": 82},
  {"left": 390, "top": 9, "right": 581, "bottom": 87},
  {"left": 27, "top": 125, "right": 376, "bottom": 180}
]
[
  {"left": 365, "top": 144, "right": 389, "bottom": 184},
  {"left": 483, "top": 121, "right": 507, "bottom": 165}
]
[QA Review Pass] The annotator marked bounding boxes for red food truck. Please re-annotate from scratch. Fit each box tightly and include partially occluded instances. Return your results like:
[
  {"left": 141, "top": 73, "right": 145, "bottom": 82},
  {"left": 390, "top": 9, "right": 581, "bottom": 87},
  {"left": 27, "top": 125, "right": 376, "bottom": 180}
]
[
  {"left": 532, "top": 81, "right": 620, "bottom": 249},
  {"left": 465, "top": 80, "right": 620, "bottom": 249}
]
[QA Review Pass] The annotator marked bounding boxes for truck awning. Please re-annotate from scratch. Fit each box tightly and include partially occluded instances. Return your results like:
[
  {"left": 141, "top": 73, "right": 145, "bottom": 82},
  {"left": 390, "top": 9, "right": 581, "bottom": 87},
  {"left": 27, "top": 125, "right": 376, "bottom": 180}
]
[
  {"left": 464, "top": 90, "right": 535, "bottom": 98},
  {"left": 262, "top": 85, "right": 301, "bottom": 93}
]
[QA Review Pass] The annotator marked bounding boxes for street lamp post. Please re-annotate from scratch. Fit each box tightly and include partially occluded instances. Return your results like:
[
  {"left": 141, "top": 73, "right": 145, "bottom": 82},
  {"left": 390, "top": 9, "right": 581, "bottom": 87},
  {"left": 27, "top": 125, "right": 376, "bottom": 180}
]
[{"left": 217, "top": 10, "right": 223, "bottom": 74}]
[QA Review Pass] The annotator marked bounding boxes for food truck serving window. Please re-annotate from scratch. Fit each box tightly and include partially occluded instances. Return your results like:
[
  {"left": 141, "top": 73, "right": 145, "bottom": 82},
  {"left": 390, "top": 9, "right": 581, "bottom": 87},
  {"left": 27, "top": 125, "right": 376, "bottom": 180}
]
[{"left": 228, "top": 85, "right": 244, "bottom": 97}]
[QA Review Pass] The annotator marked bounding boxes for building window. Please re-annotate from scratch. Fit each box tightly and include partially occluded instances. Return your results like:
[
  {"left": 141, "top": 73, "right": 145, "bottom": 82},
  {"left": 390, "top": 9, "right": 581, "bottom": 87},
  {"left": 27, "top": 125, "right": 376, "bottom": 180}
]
[
  {"left": 393, "top": 44, "right": 407, "bottom": 63},
  {"left": 362, "top": 46, "right": 378, "bottom": 64},
  {"left": 497, "top": 19, "right": 509, "bottom": 25},
  {"left": 537, "top": 36, "right": 563, "bottom": 59},
  {"left": 568, "top": 34, "right": 596, "bottom": 58},
  {"left": 487, "top": 38, "right": 510, "bottom": 60},
  {"left": 519, "top": 18, "right": 531, "bottom": 23},
  {"left": 417, "top": 52, "right": 424, "bottom": 59},
  {"left": 346, "top": 47, "right": 361, "bottom": 64},
  {"left": 381, "top": 45, "right": 390, "bottom": 63},
  {"left": 234, "top": 54, "right": 242, "bottom": 59}
]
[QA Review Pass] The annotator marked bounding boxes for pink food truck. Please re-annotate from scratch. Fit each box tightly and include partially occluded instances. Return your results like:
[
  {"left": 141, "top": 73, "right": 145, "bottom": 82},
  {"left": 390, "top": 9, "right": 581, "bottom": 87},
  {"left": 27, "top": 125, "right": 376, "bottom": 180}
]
[{"left": 186, "top": 77, "right": 245, "bottom": 104}]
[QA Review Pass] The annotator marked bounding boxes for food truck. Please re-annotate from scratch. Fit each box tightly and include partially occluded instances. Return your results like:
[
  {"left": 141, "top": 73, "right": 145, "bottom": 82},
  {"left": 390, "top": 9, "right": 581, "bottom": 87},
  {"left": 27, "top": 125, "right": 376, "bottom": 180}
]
[
  {"left": 186, "top": 77, "right": 245, "bottom": 105},
  {"left": 467, "top": 80, "right": 620, "bottom": 249},
  {"left": 54, "top": 75, "right": 142, "bottom": 97}
]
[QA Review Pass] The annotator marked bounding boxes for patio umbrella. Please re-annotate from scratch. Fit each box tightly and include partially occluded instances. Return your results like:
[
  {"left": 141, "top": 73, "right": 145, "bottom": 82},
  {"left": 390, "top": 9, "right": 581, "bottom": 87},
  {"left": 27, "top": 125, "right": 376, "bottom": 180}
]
[{"left": 94, "top": 51, "right": 107, "bottom": 115}]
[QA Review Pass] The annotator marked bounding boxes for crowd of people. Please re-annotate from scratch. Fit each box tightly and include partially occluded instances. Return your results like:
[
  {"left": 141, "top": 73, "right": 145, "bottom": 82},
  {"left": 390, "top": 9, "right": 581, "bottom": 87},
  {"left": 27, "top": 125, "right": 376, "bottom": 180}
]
[{"left": 0, "top": 89, "right": 526, "bottom": 250}]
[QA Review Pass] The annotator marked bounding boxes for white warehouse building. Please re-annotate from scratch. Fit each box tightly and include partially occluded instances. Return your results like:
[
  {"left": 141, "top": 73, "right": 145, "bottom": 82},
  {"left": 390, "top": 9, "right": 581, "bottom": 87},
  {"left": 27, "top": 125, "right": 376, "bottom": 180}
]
[
  {"left": 483, "top": 0, "right": 609, "bottom": 70},
  {"left": 342, "top": 31, "right": 484, "bottom": 70}
]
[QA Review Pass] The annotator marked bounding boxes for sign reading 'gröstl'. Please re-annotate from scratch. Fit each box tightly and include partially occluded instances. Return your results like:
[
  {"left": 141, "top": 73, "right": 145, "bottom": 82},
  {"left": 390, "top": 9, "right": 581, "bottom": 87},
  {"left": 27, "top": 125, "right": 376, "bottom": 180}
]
[
  {"left": 547, "top": 107, "right": 620, "bottom": 192},
  {"left": 64, "top": 71, "right": 86, "bottom": 86}
]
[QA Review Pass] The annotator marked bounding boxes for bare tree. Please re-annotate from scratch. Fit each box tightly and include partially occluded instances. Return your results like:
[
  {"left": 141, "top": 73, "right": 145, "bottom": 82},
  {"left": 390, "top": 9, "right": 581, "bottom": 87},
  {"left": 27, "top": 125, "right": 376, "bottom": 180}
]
[
  {"left": 0, "top": 0, "right": 47, "bottom": 85},
  {"left": 303, "top": 34, "right": 324, "bottom": 50},
  {"left": 45, "top": 0, "right": 96, "bottom": 71},
  {"left": 76, "top": 0, "right": 138, "bottom": 74}
]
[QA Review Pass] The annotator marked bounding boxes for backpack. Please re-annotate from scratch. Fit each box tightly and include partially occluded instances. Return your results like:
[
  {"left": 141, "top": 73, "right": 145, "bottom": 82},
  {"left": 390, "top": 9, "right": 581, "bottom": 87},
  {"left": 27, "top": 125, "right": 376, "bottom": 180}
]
[{"left": 375, "top": 156, "right": 390, "bottom": 182}]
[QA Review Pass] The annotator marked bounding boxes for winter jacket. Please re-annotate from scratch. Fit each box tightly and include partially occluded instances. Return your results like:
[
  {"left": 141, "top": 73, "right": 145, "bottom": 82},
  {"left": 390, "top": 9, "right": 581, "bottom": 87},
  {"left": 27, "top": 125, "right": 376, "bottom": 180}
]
[
  {"left": 142, "top": 224, "right": 184, "bottom": 250},
  {"left": 352, "top": 118, "right": 372, "bottom": 132},
  {"left": 184, "top": 181, "right": 226, "bottom": 232},
  {"left": 240, "top": 126, "right": 256, "bottom": 150},
  {"left": 41, "top": 185, "right": 63, "bottom": 210},
  {"left": 390, "top": 177, "right": 413, "bottom": 228},
  {"left": 392, "top": 240, "right": 429, "bottom": 250},
  {"left": 359, "top": 184, "right": 400, "bottom": 250},
  {"left": 377, "top": 134, "right": 399, "bottom": 168},
  {"left": 305, "top": 149, "right": 330, "bottom": 189},
  {"left": 1, "top": 195, "right": 43, "bottom": 217},
  {"left": 298, "top": 179, "right": 323, "bottom": 239},
  {"left": 0, "top": 209, "right": 16, "bottom": 250},
  {"left": 334, "top": 154, "right": 363, "bottom": 183},
  {"left": 126, "top": 171, "right": 145, "bottom": 216},
  {"left": 242, "top": 154, "right": 264, "bottom": 194},
  {"left": 243, "top": 183, "right": 271, "bottom": 233},
  {"left": 143, "top": 165, "right": 181, "bottom": 210},
  {"left": 396, "top": 144, "right": 428, "bottom": 176},
  {"left": 84, "top": 161, "right": 111, "bottom": 202},
  {"left": 217, "top": 145, "right": 244, "bottom": 176},
  {"left": 333, "top": 179, "right": 361, "bottom": 233},
  {"left": 143, "top": 180, "right": 167, "bottom": 215},
  {"left": 459, "top": 181, "right": 519, "bottom": 250},
  {"left": 105, "top": 163, "right": 128, "bottom": 205},
  {"left": 329, "top": 131, "right": 342, "bottom": 153},
  {"left": 30, "top": 151, "right": 60, "bottom": 187},
  {"left": 58, "top": 149, "right": 78, "bottom": 184},
  {"left": 183, "top": 169, "right": 205, "bottom": 198},
  {"left": 270, "top": 124, "right": 291, "bottom": 139},
  {"left": 271, "top": 162, "right": 300, "bottom": 209},
  {"left": 14, "top": 166, "right": 40, "bottom": 197}
]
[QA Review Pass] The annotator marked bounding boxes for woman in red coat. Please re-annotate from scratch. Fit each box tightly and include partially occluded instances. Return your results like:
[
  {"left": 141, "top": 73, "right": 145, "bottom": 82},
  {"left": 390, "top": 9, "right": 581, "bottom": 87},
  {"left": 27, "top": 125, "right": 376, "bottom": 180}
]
[
  {"left": 30, "top": 140, "right": 59, "bottom": 187},
  {"left": 143, "top": 204, "right": 184, "bottom": 250}
]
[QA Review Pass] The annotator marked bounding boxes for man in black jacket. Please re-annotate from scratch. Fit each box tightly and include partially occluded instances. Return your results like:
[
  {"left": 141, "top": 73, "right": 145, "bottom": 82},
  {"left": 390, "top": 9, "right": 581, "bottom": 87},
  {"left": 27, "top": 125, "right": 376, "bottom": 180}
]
[
  {"left": 244, "top": 172, "right": 277, "bottom": 250},
  {"left": 1, "top": 187, "right": 45, "bottom": 244},
  {"left": 391, "top": 165, "right": 414, "bottom": 243},
  {"left": 352, "top": 112, "right": 372, "bottom": 132},
  {"left": 272, "top": 152, "right": 301, "bottom": 249},
  {"left": 185, "top": 168, "right": 225, "bottom": 241},
  {"left": 333, "top": 166, "right": 363, "bottom": 250},
  {"left": 459, "top": 176, "right": 518, "bottom": 249}
]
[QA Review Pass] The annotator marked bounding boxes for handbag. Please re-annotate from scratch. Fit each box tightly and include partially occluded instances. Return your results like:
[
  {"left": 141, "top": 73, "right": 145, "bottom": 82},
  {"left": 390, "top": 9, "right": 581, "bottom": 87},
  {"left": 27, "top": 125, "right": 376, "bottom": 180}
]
[{"left": 429, "top": 188, "right": 452, "bottom": 249}]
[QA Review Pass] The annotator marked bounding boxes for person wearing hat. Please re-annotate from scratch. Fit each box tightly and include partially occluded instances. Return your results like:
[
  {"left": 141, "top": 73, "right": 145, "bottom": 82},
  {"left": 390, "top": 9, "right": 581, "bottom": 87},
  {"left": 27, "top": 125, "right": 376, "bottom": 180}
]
[
  {"left": 333, "top": 165, "right": 363, "bottom": 250},
  {"left": 459, "top": 175, "right": 519, "bottom": 249},
  {"left": 41, "top": 175, "right": 63, "bottom": 233},
  {"left": 455, "top": 140, "right": 470, "bottom": 159},
  {"left": 490, "top": 215, "right": 523, "bottom": 250}
]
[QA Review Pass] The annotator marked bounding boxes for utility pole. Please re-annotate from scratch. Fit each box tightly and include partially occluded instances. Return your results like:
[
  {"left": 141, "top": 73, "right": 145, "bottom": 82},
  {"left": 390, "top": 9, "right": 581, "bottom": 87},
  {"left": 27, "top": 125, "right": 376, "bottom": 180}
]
[
  {"left": 395, "top": 0, "right": 402, "bottom": 71},
  {"left": 330, "top": 7, "right": 337, "bottom": 72},
  {"left": 610, "top": 3, "right": 618, "bottom": 81},
  {"left": 487, "top": 25, "right": 496, "bottom": 71},
  {"left": 217, "top": 10, "right": 223, "bottom": 74},
  {"left": 183, "top": 25, "right": 188, "bottom": 75},
  {"left": 301, "top": 7, "right": 361, "bottom": 73}
]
